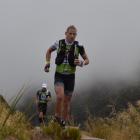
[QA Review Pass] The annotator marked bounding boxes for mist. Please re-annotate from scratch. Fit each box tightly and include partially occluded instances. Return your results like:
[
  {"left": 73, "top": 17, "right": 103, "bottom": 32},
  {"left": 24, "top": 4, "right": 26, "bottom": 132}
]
[{"left": 0, "top": 0, "right": 140, "bottom": 99}]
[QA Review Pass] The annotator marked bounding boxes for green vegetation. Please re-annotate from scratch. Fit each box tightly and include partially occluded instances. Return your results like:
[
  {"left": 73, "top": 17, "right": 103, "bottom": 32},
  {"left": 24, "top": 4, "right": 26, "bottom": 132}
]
[
  {"left": 72, "top": 81, "right": 140, "bottom": 124},
  {"left": 1, "top": 80, "right": 140, "bottom": 139},
  {"left": 85, "top": 102, "right": 140, "bottom": 140},
  {"left": 0, "top": 86, "right": 81, "bottom": 140},
  {"left": 0, "top": 102, "right": 31, "bottom": 140},
  {"left": 42, "top": 121, "right": 81, "bottom": 140},
  {"left": 0, "top": 86, "right": 32, "bottom": 140}
]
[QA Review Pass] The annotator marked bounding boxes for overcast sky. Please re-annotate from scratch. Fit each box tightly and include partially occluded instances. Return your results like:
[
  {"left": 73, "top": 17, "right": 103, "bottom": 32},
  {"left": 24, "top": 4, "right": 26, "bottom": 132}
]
[{"left": 0, "top": 0, "right": 140, "bottom": 99}]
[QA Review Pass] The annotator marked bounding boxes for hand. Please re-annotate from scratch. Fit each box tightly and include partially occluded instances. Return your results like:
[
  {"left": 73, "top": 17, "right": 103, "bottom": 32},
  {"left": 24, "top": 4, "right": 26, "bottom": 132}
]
[
  {"left": 47, "top": 97, "right": 51, "bottom": 101},
  {"left": 44, "top": 63, "right": 50, "bottom": 72},
  {"left": 39, "top": 112, "right": 43, "bottom": 118},
  {"left": 74, "top": 59, "right": 83, "bottom": 67}
]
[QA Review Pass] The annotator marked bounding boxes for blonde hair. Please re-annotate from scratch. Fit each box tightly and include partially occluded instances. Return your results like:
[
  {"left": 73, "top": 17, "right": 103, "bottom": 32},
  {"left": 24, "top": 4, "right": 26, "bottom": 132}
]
[{"left": 66, "top": 25, "right": 77, "bottom": 32}]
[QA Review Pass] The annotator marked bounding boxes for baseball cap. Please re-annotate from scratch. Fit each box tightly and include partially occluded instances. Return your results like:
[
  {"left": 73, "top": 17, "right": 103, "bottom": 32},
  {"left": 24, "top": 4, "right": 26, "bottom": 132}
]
[{"left": 42, "top": 83, "right": 47, "bottom": 88}]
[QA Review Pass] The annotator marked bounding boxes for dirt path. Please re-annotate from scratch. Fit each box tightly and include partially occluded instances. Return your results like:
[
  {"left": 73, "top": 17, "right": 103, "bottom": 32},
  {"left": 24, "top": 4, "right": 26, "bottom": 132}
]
[{"left": 81, "top": 134, "right": 104, "bottom": 140}]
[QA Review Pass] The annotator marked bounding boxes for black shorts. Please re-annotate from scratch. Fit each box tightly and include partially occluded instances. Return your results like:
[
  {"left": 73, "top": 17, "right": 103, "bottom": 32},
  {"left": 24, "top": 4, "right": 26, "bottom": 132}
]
[
  {"left": 54, "top": 72, "right": 75, "bottom": 96},
  {"left": 38, "top": 103, "right": 47, "bottom": 115}
]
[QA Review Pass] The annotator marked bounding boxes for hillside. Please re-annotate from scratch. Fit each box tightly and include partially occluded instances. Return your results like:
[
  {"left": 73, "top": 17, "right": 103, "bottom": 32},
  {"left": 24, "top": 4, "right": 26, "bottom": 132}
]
[
  {"left": 2, "top": 98, "right": 140, "bottom": 140},
  {"left": 1, "top": 79, "right": 140, "bottom": 140},
  {"left": 0, "top": 95, "right": 104, "bottom": 140}
]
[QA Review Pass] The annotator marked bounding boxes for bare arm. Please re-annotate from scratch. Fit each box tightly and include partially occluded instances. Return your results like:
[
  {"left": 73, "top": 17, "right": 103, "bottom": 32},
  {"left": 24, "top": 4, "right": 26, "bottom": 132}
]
[
  {"left": 74, "top": 47, "right": 89, "bottom": 67},
  {"left": 36, "top": 93, "right": 39, "bottom": 112},
  {"left": 81, "top": 51, "right": 89, "bottom": 65},
  {"left": 45, "top": 47, "right": 56, "bottom": 72},
  {"left": 46, "top": 47, "right": 55, "bottom": 63}
]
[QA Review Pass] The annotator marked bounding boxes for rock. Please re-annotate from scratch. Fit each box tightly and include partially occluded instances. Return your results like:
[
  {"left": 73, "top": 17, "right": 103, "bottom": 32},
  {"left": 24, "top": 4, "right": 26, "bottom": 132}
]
[{"left": 81, "top": 134, "right": 105, "bottom": 140}]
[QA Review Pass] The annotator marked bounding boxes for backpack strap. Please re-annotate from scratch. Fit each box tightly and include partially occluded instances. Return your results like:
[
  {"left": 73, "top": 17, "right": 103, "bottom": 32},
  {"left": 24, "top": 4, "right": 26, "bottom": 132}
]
[{"left": 57, "top": 39, "right": 66, "bottom": 54}]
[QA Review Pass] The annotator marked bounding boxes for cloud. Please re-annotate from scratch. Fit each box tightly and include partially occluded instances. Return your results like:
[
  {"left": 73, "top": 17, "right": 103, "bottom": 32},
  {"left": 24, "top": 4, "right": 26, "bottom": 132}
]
[{"left": 0, "top": 0, "right": 140, "bottom": 98}]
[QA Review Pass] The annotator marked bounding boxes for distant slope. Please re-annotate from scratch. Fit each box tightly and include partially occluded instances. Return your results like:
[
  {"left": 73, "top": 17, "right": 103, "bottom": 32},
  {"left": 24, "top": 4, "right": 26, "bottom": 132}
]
[{"left": 0, "top": 95, "right": 10, "bottom": 108}]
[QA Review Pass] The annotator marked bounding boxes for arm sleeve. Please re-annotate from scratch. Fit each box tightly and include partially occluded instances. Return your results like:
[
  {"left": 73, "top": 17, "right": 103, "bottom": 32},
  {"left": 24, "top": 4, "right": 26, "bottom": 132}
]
[
  {"left": 36, "top": 91, "right": 39, "bottom": 97},
  {"left": 50, "top": 41, "right": 59, "bottom": 51},
  {"left": 36, "top": 91, "right": 39, "bottom": 105},
  {"left": 47, "top": 91, "right": 51, "bottom": 97}
]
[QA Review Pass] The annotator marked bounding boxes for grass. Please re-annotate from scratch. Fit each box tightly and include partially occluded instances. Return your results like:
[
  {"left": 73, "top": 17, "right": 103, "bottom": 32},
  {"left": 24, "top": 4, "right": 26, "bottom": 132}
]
[
  {"left": 0, "top": 85, "right": 32, "bottom": 140},
  {"left": 2, "top": 85, "right": 140, "bottom": 140},
  {"left": 85, "top": 101, "right": 140, "bottom": 140},
  {"left": 0, "top": 85, "right": 81, "bottom": 140},
  {"left": 0, "top": 102, "right": 32, "bottom": 140},
  {"left": 42, "top": 121, "right": 81, "bottom": 140}
]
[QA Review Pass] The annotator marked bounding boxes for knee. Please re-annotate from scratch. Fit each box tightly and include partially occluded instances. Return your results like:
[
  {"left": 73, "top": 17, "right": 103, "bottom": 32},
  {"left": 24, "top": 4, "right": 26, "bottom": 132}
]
[
  {"left": 63, "top": 99, "right": 70, "bottom": 106},
  {"left": 55, "top": 86, "right": 64, "bottom": 102},
  {"left": 39, "top": 112, "right": 43, "bottom": 118},
  {"left": 56, "top": 94, "right": 63, "bottom": 102}
]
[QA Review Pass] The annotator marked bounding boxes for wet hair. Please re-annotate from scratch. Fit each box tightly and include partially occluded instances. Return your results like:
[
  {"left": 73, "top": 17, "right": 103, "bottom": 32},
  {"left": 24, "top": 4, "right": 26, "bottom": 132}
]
[{"left": 66, "top": 25, "right": 77, "bottom": 32}]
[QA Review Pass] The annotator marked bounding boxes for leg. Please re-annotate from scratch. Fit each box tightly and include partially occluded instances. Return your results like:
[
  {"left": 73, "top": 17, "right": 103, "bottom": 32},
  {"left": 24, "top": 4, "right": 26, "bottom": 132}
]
[
  {"left": 62, "top": 74, "right": 75, "bottom": 122},
  {"left": 62, "top": 95, "right": 72, "bottom": 121},
  {"left": 54, "top": 83, "right": 64, "bottom": 118},
  {"left": 39, "top": 112, "right": 46, "bottom": 126},
  {"left": 38, "top": 104, "right": 47, "bottom": 125},
  {"left": 38, "top": 103, "right": 43, "bottom": 124}
]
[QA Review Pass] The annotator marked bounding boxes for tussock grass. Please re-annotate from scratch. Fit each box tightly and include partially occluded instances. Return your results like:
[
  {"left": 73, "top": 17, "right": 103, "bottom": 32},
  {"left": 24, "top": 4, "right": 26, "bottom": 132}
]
[
  {"left": 0, "top": 102, "right": 31, "bottom": 140},
  {"left": 42, "top": 121, "right": 81, "bottom": 140},
  {"left": 0, "top": 86, "right": 32, "bottom": 140},
  {"left": 85, "top": 101, "right": 140, "bottom": 140}
]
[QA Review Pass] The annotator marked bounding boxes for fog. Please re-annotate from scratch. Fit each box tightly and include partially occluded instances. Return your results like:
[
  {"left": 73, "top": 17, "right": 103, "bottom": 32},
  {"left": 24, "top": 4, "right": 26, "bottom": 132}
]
[{"left": 0, "top": 0, "right": 140, "bottom": 99}]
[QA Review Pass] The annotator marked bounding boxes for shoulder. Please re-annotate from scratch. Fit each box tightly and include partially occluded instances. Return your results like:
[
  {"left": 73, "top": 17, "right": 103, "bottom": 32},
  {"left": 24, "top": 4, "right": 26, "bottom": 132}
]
[
  {"left": 37, "top": 90, "right": 41, "bottom": 95},
  {"left": 76, "top": 42, "right": 85, "bottom": 55},
  {"left": 59, "top": 39, "right": 65, "bottom": 42},
  {"left": 59, "top": 39, "right": 66, "bottom": 45},
  {"left": 47, "top": 90, "right": 51, "bottom": 94},
  {"left": 47, "top": 90, "right": 51, "bottom": 95},
  {"left": 74, "top": 41, "right": 84, "bottom": 48},
  {"left": 50, "top": 40, "right": 59, "bottom": 50},
  {"left": 50, "top": 39, "right": 66, "bottom": 50}
]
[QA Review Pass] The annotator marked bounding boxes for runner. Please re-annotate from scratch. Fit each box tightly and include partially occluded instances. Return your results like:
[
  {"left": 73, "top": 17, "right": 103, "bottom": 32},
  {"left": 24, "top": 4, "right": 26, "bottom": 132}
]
[
  {"left": 44, "top": 25, "right": 89, "bottom": 127},
  {"left": 36, "top": 83, "right": 51, "bottom": 125}
]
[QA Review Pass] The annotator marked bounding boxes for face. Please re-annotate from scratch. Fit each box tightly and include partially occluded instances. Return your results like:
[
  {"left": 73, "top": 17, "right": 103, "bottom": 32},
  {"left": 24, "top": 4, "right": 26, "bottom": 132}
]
[
  {"left": 42, "top": 87, "right": 46, "bottom": 92},
  {"left": 65, "top": 28, "right": 77, "bottom": 43}
]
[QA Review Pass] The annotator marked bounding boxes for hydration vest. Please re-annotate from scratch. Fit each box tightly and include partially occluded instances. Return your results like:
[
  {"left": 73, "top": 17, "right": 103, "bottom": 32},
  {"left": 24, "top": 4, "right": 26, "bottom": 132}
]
[
  {"left": 55, "top": 39, "right": 84, "bottom": 67},
  {"left": 37, "top": 90, "right": 51, "bottom": 103}
]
